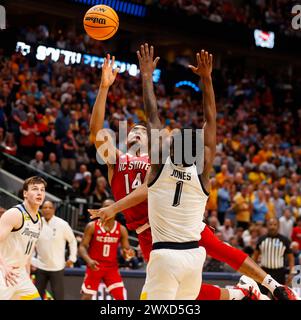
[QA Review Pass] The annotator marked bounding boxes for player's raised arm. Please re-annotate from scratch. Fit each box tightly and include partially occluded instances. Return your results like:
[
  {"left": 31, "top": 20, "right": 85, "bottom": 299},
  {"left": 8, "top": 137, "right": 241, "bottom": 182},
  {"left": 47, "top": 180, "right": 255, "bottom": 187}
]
[
  {"left": 189, "top": 50, "right": 216, "bottom": 180},
  {"left": 89, "top": 54, "right": 121, "bottom": 166},
  {"left": 137, "top": 44, "right": 162, "bottom": 133}
]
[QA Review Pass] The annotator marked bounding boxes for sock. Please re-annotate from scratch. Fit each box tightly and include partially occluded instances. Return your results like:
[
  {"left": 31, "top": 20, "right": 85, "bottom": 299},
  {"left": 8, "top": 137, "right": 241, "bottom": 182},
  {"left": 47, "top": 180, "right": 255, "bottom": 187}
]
[
  {"left": 261, "top": 274, "right": 281, "bottom": 293},
  {"left": 228, "top": 288, "right": 245, "bottom": 300}
]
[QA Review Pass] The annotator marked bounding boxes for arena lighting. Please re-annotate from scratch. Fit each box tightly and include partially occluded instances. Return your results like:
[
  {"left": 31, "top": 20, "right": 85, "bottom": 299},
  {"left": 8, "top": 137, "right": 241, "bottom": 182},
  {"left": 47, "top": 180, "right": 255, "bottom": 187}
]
[
  {"left": 71, "top": 0, "right": 147, "bottom": 17},
  {"left": 15, "top": 42, "right": 161, "bottom": 82},
  {"left": 254, "top": 29, "right": 275, "bottom": 49},
  {"left": 175, "top": 81, "right": 200, "bottom": 92}
]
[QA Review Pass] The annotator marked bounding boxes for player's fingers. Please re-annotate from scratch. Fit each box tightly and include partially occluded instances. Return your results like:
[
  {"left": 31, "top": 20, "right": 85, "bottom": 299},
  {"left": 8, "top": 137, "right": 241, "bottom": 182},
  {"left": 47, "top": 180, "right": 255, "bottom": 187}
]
[
  {"left": 196, "top": 53, "right": 201, "bottom": 66},
  {"left": 150, "top": 45, "right": 154, "bottom": 59},
  {"left": 200, "top": 50, "right": 205, "bottom": 65},
  {"left": 136, "top": 50, "right": 142, "bottom": 62},
  {"left": 144, "top": 43, "right": 149, "bottom": 58},
  {"left": 205, "top": 51, "right": 209, "bottom": 64},
  {"left": 111, "top": 55, "right": 115, "bottom": 68},
  {"left": 209, "top": 54, "right": 213, "bottom": 66},
  {"left": 153, "top": 57, "right": 160, "bottom": 68},
  {"left": 140, "top": 44, "right": 146, "bottom": 58},
  {"left": 113, "top": 67, "right": 120, "bottom": 77},
  {"left": 106, "top": 53, "right": 111, "bottom": 65},
  {"left": 188, "top": 65, "right": 197, "bottom": 73}
]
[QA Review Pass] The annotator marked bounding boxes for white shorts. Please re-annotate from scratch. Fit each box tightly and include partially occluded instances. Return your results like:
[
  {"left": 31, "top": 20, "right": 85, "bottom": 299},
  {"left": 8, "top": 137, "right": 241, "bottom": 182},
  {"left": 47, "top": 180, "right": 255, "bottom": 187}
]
[
  {"left": 140, "top": 246, "right": 206, "bottom": 300},
  {"left": 0, "top": 268, "right": 41, "bottom": 300}
]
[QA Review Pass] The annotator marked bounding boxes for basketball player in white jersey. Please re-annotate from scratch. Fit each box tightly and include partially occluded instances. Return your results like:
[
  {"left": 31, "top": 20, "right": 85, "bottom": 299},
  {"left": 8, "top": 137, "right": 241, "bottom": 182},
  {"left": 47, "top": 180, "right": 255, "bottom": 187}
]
[
  {"left": 0, "top": 176, "right": 46, "bottom": 300},
  {"left": 136, "top": 44, "right": 216, "bottom": 300}
]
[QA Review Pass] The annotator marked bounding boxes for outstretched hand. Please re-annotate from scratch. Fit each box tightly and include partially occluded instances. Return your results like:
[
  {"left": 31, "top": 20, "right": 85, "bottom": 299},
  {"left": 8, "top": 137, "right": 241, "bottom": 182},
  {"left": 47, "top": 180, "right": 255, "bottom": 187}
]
[
  {"left": 188, "top": 50, "right": 213, "bottom": 79},
  {"left": 88, "top": 206, "right": 116, "bottom": 228},
  {"left": 137, "top": 43, "right": 160, "bottom": 80},
  {"left": 100, "top": 53, "right": 120, "bottom": 88}
]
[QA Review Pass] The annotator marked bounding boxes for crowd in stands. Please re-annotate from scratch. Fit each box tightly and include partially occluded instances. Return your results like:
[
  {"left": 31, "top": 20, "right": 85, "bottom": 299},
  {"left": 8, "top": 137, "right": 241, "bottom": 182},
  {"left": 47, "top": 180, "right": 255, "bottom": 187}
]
[
  {"left": 145, "top": 0, "right": 299, "bottom": 37},
  {"left": 1, "top": 24, "right": 301, "bottom": 267}
]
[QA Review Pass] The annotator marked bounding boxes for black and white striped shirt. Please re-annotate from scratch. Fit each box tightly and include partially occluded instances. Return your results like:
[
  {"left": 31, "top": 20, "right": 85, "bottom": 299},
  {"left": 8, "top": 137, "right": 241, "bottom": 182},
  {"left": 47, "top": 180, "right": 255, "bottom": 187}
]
[{"left": 256, "top": 234, "right": 292, "bottom": 269}]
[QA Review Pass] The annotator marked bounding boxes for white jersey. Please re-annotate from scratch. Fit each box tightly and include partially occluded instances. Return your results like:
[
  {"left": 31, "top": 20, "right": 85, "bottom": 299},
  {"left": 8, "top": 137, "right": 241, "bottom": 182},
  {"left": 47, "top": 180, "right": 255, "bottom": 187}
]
[
  {"left": 148, "top": 156, "right": 209, "bottom": 243},
  {"left": 0, "top": 203, "right": 42, "bottom": 268}
]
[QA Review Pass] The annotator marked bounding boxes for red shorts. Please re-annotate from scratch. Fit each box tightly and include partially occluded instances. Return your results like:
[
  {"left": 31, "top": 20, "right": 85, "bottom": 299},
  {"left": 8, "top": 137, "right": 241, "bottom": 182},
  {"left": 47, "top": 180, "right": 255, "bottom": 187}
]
[
  {"left": 138, "top": 228, "right": 152, "bottom": 262},
  {"left": 81, "top": 266, "right": 124, "bottom": 295},
  {"left": 199, "top": 225, "right": 247, "bottom": 270},
  {"left": 137, "top": 224, "right": 247, "bottom": 271}
]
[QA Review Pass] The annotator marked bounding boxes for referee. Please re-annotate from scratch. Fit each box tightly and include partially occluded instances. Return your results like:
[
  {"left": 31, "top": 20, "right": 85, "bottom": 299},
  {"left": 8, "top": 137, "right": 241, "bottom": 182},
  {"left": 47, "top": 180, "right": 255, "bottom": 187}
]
[{"left": 253, "top": 218, "right": 295, "bottom": 295}]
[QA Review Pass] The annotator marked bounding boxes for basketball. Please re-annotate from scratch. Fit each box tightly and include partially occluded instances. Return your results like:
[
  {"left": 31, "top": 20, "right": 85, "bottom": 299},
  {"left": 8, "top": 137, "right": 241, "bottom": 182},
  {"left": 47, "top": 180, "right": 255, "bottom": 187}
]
[{"left": 83, "top": 5, "right": 119, "bottom": 41}]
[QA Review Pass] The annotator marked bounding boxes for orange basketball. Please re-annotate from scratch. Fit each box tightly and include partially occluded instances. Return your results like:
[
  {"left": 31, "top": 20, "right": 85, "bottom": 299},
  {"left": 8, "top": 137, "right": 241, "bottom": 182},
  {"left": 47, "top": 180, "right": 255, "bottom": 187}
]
[{"left": 83, "top": 5, "right": 119, "bottom": 41}]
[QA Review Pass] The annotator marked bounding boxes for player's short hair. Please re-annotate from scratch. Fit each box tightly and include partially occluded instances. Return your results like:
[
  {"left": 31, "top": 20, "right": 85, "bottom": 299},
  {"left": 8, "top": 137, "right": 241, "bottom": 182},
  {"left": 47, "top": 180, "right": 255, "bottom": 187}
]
[{"left": 23, "top": 176, "right": 47, "bottom": 191}]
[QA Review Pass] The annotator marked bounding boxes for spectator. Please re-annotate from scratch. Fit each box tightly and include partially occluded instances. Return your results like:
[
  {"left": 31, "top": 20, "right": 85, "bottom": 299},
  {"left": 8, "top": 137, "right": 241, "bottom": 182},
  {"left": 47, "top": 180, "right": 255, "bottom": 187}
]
[
  {"left": 279, "top": 208, "right": 294, "bottom": 240},
  {"left": 19, "top": 113, "right": 38, "bottom": 159},
  {"left": 218, "top": 218, "right": 234, "bottom": 243},
  {"left": 0, "top": 96, "right": 7, "bottom": 130},
  {"left": 29, "top": 150, "right": 44, "bottom": 171},
  {"left": 11, "top": 101, "right": 27, "bottom": 139},
  {"left": 74, "top": 164, "right": 88, "bottom": 182},
  {"left": 35, "top": 114, "right": 48, "bottom": 150},
  {"left": 61, "top": 130, "right": 78, "bottom": 181},
  {"left": 272, "top": 188, "right": 286, "bottom": 219},
  {"left": 233, "top": 185, "right": 252, "bottom": 230},
  {"left": 207, "top": 215, "right": 221, "bottom": 230},
  {"left": 206, "top": 178, "right": 218, "bottom": 213},
  {"left": 290, "top": 241, "right": 301, "bottom": 266},
  {"left": 32, "top": 200, "right": 77, "bottom": 300},
  {"left": 44, "top": 122, "right": 60, "bottom": 157},
  {"left": 291, "top": 217, "right": 301, "bottom": 250},
  {"left": 80, "top": 171, "right": 93, "bottom": 197},
  {"left": 44, "top": 153, "right": 62, "bottom": 178},
  {"left": 217, "top": 180, "right": 231, "bottom": 224},
  {"left": 252, "top": 190, "right": 268, "bottom": 223},
  {"left": 1, "top": 132, "right": 17, "bottom": 156},
  {"left": 76, "top": 147, "right": 90, "bottom": 165},
  {"left": 91, "top": 176, "right": 110, "bottom": 206},
  {"left": 55, "top": 105, "right": 70, "bottom": 139}
]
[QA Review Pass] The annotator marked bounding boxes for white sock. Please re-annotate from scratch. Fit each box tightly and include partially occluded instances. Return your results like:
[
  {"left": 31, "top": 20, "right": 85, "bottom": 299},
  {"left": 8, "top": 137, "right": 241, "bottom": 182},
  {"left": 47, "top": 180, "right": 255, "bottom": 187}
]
[
  {"left": 228, "top": 288, "right": 245, "bottom": 300},
  {"left": 261, "top": 274, "right": 281, "bottom": 293}
]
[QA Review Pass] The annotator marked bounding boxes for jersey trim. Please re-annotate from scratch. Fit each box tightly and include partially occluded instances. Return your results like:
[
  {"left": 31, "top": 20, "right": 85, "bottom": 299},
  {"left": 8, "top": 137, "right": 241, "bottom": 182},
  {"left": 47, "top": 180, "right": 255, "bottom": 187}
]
[
  {"left": 198, "top": 174, "right": 210, "bottom": 196},
  {"left": 147, "top": 164, "right": 165, "bottom": 188},
  {"left": 21, "top": 203, "right": 40, "bottom": 224},
  {"left": 11, "top": 205, "right": 25, "bottom": 232}
]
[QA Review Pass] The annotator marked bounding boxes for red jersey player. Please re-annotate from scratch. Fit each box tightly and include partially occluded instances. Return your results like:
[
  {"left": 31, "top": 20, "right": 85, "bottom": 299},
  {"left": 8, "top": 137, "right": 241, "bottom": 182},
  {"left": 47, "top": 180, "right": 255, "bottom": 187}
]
[
  {"left": 89, "top": 51, "right": 297, "bottom": 300},
  {"left": 79, "top": 199, "right": 134, "bottom": 300}
]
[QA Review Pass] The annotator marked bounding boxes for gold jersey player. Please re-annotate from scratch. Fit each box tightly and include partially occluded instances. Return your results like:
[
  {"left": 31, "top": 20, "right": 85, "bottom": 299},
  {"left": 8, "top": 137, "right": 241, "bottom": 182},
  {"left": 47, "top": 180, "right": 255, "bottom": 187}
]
[
  {"left": 136, "top": 44, "right": 217, "bottom": 300},
  {"left": 0, "top": 176, "right": 46, "bottom": 300}
]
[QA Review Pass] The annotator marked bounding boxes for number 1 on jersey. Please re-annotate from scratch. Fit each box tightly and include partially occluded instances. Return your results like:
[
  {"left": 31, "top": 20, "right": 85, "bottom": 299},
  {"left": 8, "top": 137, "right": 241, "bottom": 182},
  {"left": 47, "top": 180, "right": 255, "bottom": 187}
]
[
  {"left": 124, "top": 173, "right": 142, "bottom": 195},
  {"left": 172, "top": 181, "right": 183, "bottom": 207}
]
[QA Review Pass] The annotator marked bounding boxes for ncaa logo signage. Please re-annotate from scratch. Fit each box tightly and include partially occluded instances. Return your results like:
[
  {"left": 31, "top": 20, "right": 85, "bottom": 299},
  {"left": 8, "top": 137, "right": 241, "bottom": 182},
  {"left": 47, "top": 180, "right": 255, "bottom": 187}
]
[{"left": 0, "top": 5, "right": 5, "bottom": 30}]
